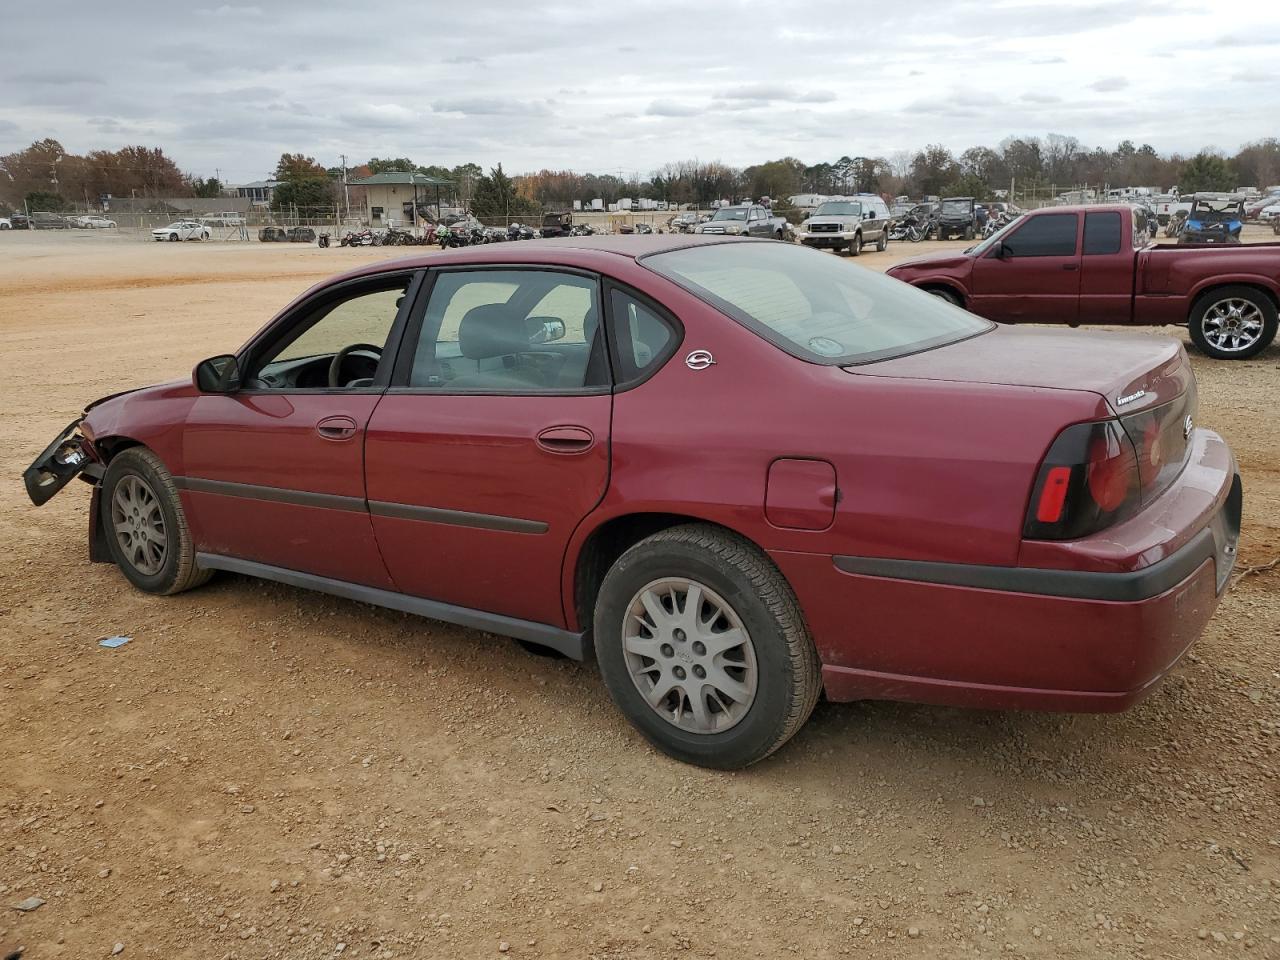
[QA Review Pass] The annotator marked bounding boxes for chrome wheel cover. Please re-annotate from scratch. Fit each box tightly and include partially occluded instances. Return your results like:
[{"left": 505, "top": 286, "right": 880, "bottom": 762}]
[
  {"left": 622, "top": 577, "right": 758, "bottom": 734},
  {"left": 1202, "top": 298, "right": 1264, "bottom": 353},
  {"left": 111, "top": 475, "right": 167, "bottom": 575}
]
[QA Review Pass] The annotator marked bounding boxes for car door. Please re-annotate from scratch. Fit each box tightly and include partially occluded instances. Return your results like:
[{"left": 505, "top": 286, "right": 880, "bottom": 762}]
[
  {"left": 364, "top": 266, "right": 612, "bottom": 627},
  {"left": 180, "top": 271, "right": 420, "bottom": 587},
  {"left": 969, "top": 212, "right": 1081, "bottom": 324},
  {"left": 746, "top": 207, "right": 768, "bottom": 237}
]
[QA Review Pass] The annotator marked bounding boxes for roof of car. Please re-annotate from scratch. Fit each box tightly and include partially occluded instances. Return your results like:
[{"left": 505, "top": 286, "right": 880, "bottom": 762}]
[{"left": 321, "top": 234, "right": 748, "bottom": 287}]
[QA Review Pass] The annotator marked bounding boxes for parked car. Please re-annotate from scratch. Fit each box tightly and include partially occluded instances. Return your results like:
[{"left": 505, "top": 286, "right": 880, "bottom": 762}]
[
  {"left": 794, "top": 196, "right": 891, "bottom": 255},
  {"left": 153, "top": 221, "right": 211, "bottom": 242},
  {"left": 31, "top": 212, "right": 70, "bottom": 229},
  {"left": 25, "top": 237, "right": 1240, "bottom": 769},
  {"left": 287, "top": 226, "right": 317, "bottom": 243},
  {"left": 1178, "top": 194, "right": 1244, "bottom": 245},
  {"left": 0, "top": 216, "right": 10, "bottom": 230},
  {"left": 886, "top": 204, "right": 1280, "bottom": 359},
  {"left": 693, "top": 204, "right": 788, "bottom": 239},
  {"left": 668, "top": 212, "right": 699, "bottom": 234},
  {"left": 1259, "top": 200, "right": 1280, "bottom": 223},
  {"left": 9, "top": 213, "right": 30, "bottom": 229},
  {"left": 936, "top": 197, "right": 978, "bottom": 240},
  {"left": 201, "top": 212, "right": 247, "bottom": 227},
  {"left": 76, "top": 216, "right": 117, "bottom": 229}
]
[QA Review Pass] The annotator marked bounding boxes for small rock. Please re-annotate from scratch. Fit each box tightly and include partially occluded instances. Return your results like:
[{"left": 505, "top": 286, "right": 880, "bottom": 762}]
[
  {"left": 831, "top": 844, "right": 843, "bottom": 854},
  {"left": 98, "top": 868, "right": 112, "bottom": 879},
  {"left": 498, "top": 943, "right": 510, "bottom": 954},
  {"left": 1198, "top": 929, "right": 1209, "bottom": 940},
  {"left": 112, "top": 944, "right": 124, "bottom": 956},
  {"left": 669, "top": 840, "right": 683, "bottom": 848},
  {"left": 14, "top": 896, "right": 45, "bottom": 912},
  {"left": 240, "top": 804, "right": 255, "bottom": 814},
  {"left": 592, "top": 882, "right": 604, "bottom": 893},
  {"left": 269, "top": 879, "right": 281, "bottom": 892},
  {"left": 642, "top": 924, "right": 651, "bottom": 934},
  {"left": 908, "top": 927, "right": 921, "bottom": 938}
]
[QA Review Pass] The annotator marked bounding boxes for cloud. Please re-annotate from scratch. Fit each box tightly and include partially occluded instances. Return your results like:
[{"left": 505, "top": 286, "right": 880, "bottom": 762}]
[
  {"left": 1089, "top": 76, "right": 1129, "bottom": 92},
  {"left": 1021, "top": 92, "right": 1062, "bottom": 104},
  {"left": 445, "top": 55, "right": 483, "bottom": 64},
  {"left": 645, "top": 100, "right": 703, "bottom": 117},
  {"left": 431, "top": 97, "right": 551, "bottom": 117},
  {"left": 716, "top": 84, "right": 836, "bottom": 103},
  {"left": 199, "top": 4, "right": 263, "bottom": 15},
  {"left": 1032, "top": 56, "right": 1066, "bottom": 64}
]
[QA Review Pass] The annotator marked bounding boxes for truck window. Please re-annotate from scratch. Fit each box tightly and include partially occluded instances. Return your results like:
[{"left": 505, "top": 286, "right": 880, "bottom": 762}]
[
  {"left": 1083, "top": 212, "right": 1122, "bottom": 255},
  {"left": 1003, "top": 213, "right": 1077, "bottom": 257}
]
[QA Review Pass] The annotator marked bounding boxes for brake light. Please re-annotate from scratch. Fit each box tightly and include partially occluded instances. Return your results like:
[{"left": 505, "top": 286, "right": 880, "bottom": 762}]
[{"left": 1024, "top": 421, "right": 1140, "bottom": 540}]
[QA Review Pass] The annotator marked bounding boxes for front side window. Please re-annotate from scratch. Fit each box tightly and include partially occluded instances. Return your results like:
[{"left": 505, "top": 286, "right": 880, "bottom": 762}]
[
  {"left": 408, "top": 270, "right": 608, "bottom": 392},
  {"left": 643, "top": 242, "right": 990, "bottom": 365},
  {"left": 1002, "top": 213, "right": 1078, "bottom": 257},
  {"left": 249, "top": 279, "right": 408, "bottom": 389}
]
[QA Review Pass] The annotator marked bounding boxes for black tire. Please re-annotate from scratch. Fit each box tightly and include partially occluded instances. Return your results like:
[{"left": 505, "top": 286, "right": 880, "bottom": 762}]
[
  {"left": 102, "top": 448, "right": 212, "bottom": 596},
  {"left": 848, "top": 232, "right": 862, "bottom": 256},
  {"left": 876, "top": 230, "right": 888, "bottom": 252},
  {"left": 168, "top": 233, "right": 178, "bottom": 242},
  {"left": 593, "top": 524, "right": 821, "bottom": 769},
  {"left": 964, "top": 226, "right": 975, "bottom": 240},
  {"left": 1188, "top": 285, "right": 1278, "bottom": 360},
  {"left": 927, "top": 287, "right": 962, "bottom": 307}
]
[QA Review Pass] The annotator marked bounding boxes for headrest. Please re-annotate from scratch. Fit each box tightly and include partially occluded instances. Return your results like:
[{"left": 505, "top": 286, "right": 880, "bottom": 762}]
[{"left": 458, "top": 303, "right": 535, "bottom": 360}]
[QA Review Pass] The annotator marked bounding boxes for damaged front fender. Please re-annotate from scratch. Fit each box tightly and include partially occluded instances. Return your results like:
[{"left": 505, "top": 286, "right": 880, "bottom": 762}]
[{"left": 23, "top": 419, "right": 102, "bottom": 506}]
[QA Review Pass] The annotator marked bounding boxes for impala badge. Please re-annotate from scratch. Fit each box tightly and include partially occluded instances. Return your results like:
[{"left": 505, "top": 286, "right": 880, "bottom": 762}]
[
  {"left": 685, "top": 349, "right": 716, "bottom": 371},
  {"left": 1116, "top": 389, "right": 1146, "bottom": 406}
]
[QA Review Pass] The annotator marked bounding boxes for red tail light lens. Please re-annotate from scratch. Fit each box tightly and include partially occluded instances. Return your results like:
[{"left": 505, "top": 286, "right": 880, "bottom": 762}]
[{"left": 1024, "top": 421, "right": 1140, "bottom": 540}]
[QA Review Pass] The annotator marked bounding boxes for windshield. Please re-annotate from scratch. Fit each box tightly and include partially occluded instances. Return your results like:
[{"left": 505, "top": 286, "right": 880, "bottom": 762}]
[
  {"left": 712, "top": 208, "right": 749, "bottom": 221},
  {"left": 815, "top": 201, "right": 861, "bottom": 217},
  {"left": 941, "top": 199, "right": 972, "bottom": 214},
  {"left": 1192, "top": 199, "right": 1242, "bottom": 218},
  {"left": 966, "top": 214, "right": 1026, "bottom": 255},
  {"left": 643, "top": 242, "right": 991, "bottom": 365}
]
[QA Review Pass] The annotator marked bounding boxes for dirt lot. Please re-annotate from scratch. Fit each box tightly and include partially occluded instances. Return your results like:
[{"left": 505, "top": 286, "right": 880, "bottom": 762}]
[{"left": 1, "top": 230, "right": 1277, "bottom": 960}]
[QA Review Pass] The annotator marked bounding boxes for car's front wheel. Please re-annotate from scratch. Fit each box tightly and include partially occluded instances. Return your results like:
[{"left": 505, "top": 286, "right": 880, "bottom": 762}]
[
  {"left": 102, "top": 448, "right": 212, "bottom": 595},
  {"left": 168, "top": 233, "right": 178, "bottom": 242},
  {"left": 594, "top": 524, "right": 821, "bottom": 769},
  {"left": 848, "top": 232, "right": 862, "bottom": 256},
  {"left": 876, "top": 230, "right": 888, "bottom": 252}
]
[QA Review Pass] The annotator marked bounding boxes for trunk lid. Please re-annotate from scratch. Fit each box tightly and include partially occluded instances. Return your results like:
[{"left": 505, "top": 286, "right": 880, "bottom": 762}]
[{"left": 852, "top": 325, "right": 1197, "bottom": 504}]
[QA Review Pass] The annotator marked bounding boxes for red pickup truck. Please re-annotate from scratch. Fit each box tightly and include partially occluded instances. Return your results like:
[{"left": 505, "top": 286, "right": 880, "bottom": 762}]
[{"left": 886, "top": 204, "right": 1280, "bottom": 360}]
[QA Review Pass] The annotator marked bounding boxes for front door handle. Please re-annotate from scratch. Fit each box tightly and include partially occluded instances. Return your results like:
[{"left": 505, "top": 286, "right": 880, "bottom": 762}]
[
  {"left": 316, "top": 415, "right": 358, "bottom": 441},
  {"left": 536, "top": 425, "right": 595, "bottom": 454},
  {"left": 1062, "top": 263, "right": 1079, "bottom": 271}
]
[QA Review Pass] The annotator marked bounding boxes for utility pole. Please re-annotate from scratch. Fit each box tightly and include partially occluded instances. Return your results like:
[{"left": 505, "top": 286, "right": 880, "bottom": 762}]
[{"left": 340, "top": 153, "right": 350, "bottom": 222}]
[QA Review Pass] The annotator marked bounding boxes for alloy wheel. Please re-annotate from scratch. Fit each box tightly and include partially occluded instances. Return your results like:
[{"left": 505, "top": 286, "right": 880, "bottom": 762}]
[
  {"left": 111, "top": 475, "right": 167, "bottom": 575},
  {"left": 622, "top": 577, "right": 758, "bottom": 734},
  {"left": 1202, "top": 298, "right": 1264, "bottom": 353}
]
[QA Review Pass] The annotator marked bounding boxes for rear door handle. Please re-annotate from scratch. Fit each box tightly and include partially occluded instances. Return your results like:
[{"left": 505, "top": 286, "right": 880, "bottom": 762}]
[
  {"left": 1062, "top": 263, "right": 1079, "bottom": 271},
  {"left": 536, "top": 425, "right": 594, "bottom": 454},
  {"left": 316, "top": 415, "right": 358, "bottom": 441}
]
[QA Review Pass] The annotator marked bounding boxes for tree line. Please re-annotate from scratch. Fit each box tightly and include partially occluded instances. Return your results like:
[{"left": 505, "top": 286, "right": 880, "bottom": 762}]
[{"left": 4, "top": 134, "right": 1277, "bottom": 218}]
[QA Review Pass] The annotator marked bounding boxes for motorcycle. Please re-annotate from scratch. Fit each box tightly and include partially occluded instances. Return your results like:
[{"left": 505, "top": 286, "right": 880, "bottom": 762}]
[
  {"left": 1164, "top": 210, "right": 1187, "bottom": 239},
  {"left": 340, "top": 229, "right": 375, "bottom": 247},
  {"left": 890, "top": 213, "right": 936, "bottom": 243},
  {"left": 317, "top": 232, "right": 330, "bottom": 248},
  {"left": 982, "top": 212, "right": 1015, "bottom": 239}
]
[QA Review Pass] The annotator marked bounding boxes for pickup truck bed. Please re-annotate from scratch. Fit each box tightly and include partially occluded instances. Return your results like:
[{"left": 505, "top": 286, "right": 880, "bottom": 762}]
[{"left": 886, "top": 204, "right": 1280, "bottom": 360}]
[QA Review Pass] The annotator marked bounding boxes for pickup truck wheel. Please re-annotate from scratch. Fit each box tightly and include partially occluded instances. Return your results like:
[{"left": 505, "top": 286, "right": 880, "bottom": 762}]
[
  {"left": 1189, "top": 286, "right": 1278, "bottom": 360},
  {"left": 102, "top": 448, "right": 212, "bottom": 596},
  {"left": 848, "top": 232, "right": 862, "bottom": 257},
  {"left": 927, "top": 288, "right": 961, "bottom": 307},
  {"left": 593, "top": 524, "right": 821, "bottom": 769},
  {"left": 876, "top": 231, "right": 888, "bottom": 252}
]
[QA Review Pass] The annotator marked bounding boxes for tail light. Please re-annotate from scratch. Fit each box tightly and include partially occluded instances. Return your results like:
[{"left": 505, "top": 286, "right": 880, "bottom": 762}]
[{"left": 1024, "top": 391, "right": 1196, "bottom": 541}]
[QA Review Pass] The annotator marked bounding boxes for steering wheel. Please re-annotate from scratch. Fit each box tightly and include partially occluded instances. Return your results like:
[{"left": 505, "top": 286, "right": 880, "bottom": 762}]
[{"left": 328, "top": 343, "right": 383, "bottom": 388}]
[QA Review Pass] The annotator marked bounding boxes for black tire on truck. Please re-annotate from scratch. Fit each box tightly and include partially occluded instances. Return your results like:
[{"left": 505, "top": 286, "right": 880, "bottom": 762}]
[
  {"left": 848, "top": 232, "right": 862, "bottom": 256},
  {"left": 1188, "top": 285, "right": 1278, "bottom": 360}
]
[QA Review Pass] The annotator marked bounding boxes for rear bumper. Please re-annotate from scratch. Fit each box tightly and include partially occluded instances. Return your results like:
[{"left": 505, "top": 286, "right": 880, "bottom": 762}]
[{"left": 772, "top": 445, "right": 1240, "bottom": 713}]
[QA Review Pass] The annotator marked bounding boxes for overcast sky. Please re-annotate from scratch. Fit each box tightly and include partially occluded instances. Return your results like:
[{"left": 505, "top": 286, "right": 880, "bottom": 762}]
[{"left": 2, "top": 0, "right": 1278, "bottom": 183}]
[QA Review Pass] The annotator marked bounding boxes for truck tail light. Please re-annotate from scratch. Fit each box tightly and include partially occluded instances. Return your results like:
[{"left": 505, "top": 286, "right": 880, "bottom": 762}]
[{"left": 1024, "top": 421, "right": 1141, "bottom": 540}]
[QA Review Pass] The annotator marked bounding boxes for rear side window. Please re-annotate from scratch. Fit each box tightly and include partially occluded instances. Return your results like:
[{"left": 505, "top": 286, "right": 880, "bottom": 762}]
[
  {"left": 609, "top": 289, "right": 678, "bottom": 383},
  {"left": 1083, "top": 212, "right": 1122, "bottom": 255},
  {"left": 1004, "top": 213, "right": 1078, "bottom": 257}
]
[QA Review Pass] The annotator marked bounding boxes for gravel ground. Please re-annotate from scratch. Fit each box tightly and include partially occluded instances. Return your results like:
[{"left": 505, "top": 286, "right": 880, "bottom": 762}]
[{"left": 1, "top": 230, "right": 1277, "bottom": 959}]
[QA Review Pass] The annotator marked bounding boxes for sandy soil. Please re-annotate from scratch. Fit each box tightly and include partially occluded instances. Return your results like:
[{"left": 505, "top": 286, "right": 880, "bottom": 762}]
[{"left": 1, "top": 230, "right": 1277, "bottom": 959}]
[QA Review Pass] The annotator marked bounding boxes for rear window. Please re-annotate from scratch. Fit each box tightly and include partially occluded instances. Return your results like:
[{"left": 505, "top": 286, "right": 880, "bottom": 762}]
[
  {"left": 1083, "top": 211, "right": 1122, "bottom": 254},
  {"left": 1005, "top": 213, "right": 1077, "bottom": 257},
  {"left": 642, "top": 242, "right": 991, "bottom": 365}
]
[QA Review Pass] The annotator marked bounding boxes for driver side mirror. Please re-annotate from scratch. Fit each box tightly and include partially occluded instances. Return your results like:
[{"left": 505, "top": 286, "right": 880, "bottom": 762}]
[
  {"left": 991, "top": 240, "right": 1011, "bottom": 260},
  {"left": 194, "top": 354, "right": 241, "bottom": 393},
  {"left": 527, "top": 317, "right": 566, "bottom": 344}
]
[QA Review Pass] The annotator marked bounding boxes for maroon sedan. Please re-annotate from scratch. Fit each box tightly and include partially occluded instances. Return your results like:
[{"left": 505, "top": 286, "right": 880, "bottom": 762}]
[{"left": 25, "top": 237, "right": 1240, "bottom": 768}]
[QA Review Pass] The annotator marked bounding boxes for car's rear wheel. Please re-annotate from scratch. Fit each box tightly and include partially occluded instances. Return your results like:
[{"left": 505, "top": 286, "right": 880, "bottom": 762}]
[
  {"left": 594, "top": 524, "right": 821, "bottom": 769},
  {"left": 848, "top": 232, "right": 862, "bottom": 256},
  {"left": 1188, "top": 286, "right": 1278, "bottom": 360},
  {"left": 102, "top": 448, "right": 212, "bottom": 596}
]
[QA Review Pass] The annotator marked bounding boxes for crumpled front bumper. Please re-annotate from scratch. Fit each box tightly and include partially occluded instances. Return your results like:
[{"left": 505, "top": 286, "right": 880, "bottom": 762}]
[{"left": 23, "top": 419, "right": 101, "bottom": 506}]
